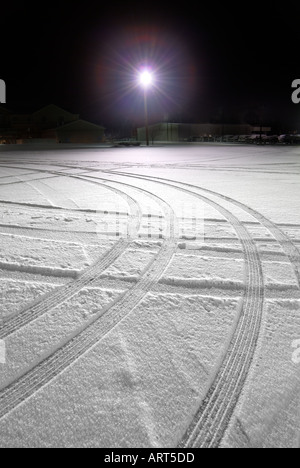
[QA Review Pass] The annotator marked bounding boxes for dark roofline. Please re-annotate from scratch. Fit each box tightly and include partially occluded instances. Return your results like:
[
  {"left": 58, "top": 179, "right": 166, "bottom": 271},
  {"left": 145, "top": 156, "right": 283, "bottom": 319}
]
[
  {"left": 54, "top": 119, "right": 105, "bottom": 130},
  {"left": 32, "top": 103, "right": 79, "bottom": 116}
]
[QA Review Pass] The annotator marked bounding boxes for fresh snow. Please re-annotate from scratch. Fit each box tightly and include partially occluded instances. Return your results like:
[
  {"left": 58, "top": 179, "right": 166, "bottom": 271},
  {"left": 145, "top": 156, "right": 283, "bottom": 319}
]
[
  {"left": 0, "top": 144, "right": 299, "bottom": 448},
  {"left": 0, "top": 278, "right": 58, "bottom": 320}
]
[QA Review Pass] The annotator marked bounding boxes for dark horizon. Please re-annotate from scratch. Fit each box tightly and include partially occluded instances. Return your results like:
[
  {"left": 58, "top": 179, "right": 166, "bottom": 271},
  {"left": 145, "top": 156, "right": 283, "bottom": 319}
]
[{"left": 1, "top": 1, "right": 300, "bottom": 131}]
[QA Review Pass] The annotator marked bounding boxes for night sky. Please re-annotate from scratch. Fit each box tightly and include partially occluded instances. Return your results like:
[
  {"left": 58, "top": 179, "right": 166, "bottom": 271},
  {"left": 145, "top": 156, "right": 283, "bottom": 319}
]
[{"left": 1, "top": 1, "right": 300, "bottom": 131}]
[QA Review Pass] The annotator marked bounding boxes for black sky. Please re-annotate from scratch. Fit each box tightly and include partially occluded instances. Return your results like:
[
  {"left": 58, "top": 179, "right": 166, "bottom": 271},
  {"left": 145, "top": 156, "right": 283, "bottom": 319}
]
[{"left": 1, "top": 1, "right": 300, "bottom": 130}]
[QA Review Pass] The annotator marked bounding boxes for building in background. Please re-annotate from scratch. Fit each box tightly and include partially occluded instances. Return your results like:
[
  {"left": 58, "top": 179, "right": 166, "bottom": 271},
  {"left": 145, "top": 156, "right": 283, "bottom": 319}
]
[
  {"left": 44, "top": 119, "right": 105, "bottom": 144},
  {"left": 137, "top": 122, "right": 271, "bottom": 143},
  {"left": 0, "top": 104, "right": 105, "bottom": 144}
]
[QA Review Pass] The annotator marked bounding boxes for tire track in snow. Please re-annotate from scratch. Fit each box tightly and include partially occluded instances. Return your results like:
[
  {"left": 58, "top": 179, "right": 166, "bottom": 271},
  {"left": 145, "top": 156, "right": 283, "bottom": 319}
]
[
  {"left": 26, "top": 179, "right": 79, "bottom": 210},
  {"left": 0, "top": 177, "right": 177, "bottom": 421},
  {"left": 117, "top": 171, "right": 300, "bottom": 285},
  {"left": 2, "top": 163, "right": 294, "bottom": 446},
  {"left": 0, "top": 171, "right": 39, "bottom": 182},
  {"left": 0, "top": 181, "right": 141, "bottom": 339},
  {"left": 97, "top": 170, "right": 266, "bottom": 448},
  {"left": 107, "top": 169, "right": 300, "bottom": 447}
]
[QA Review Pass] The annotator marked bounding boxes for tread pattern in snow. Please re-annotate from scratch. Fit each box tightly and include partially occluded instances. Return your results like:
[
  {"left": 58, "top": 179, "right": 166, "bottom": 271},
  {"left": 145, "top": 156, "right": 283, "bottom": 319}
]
[{"left": 0, "top": 174, "right": 177, "bottom": 421}]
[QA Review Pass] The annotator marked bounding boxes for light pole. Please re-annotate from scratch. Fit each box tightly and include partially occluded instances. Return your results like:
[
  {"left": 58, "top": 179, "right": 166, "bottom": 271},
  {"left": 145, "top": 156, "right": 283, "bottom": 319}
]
[
  {"left": 139, "top": 70, "right": 153, "bottom": 146},
  {"left": 143, "top": 88, "right": 149, "bottom": 146}
]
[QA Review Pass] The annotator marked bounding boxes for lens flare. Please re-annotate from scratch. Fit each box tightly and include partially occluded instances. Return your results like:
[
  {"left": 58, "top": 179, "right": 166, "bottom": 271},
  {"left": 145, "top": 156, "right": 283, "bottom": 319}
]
[
  {"left": 88, "top": 24, "right": 198, "bottom": 125},
  {"left": 139, "top": 70, "right": 153, "bottom": 88}
]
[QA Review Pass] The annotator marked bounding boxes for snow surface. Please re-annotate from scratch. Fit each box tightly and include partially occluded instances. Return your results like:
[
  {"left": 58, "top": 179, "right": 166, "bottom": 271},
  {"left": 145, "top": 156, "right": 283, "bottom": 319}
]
[
  {"left": 0, "top": 279, "right": 58, "bottom": 320},
  {"left": 0, "top": 144, "right": 299, "bottom": 448}
]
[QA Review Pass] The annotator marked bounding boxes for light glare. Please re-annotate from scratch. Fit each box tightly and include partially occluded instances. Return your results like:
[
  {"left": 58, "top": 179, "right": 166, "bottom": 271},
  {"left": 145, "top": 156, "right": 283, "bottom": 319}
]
[{"left": 139, "top": 70, "right": 153, "bottom": 88}]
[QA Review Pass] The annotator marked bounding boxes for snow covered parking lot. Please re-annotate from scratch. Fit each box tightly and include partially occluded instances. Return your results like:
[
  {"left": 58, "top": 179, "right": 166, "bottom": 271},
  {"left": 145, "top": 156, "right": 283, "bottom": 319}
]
[{"left": 0, "top": 143, "right": 299, "bottom": 448}]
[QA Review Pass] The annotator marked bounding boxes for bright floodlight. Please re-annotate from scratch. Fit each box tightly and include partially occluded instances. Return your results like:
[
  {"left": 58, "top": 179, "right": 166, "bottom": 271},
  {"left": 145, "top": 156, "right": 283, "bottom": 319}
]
[{"left": 139, "top": 70, "right": 153, "bottom": 88}]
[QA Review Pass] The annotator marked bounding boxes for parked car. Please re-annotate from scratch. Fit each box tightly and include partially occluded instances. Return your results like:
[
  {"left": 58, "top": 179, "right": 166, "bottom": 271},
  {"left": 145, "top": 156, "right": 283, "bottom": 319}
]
[
  {"left": 238, "top": 135, "right": 250, "bottom": 143},
  {"left": 261, "top": 135, "right": 279, "bottom": 144},
  {"left": 278, "top": 134, "right": 300, "bottom": 144},
  {"left": 222, "top": 135, "right": 234, "bottom": 142},
  {"left": 246, "top": 134, "right": 262, "bottom": 144}
]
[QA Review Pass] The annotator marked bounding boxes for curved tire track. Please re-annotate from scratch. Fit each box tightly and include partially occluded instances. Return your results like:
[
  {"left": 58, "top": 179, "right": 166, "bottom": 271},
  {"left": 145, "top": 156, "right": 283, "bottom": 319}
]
[
  {"left": 0, "top": 176, "right": 177, "bottom": 421},
  {"left": 97, "top": 170, "right": 266, "bottom": 448},
  {"left": 114, "top": 170, "right": 300, "bottom": 285},
  {"left": 0, "top": 179, "right": 141, "bottom": 338},
  {"left": 106, "top": 169, "right": 300, "bottom": 447},
  {"left": 1, "top": 164, "right": 291, "bottom": 447}
]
